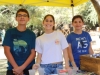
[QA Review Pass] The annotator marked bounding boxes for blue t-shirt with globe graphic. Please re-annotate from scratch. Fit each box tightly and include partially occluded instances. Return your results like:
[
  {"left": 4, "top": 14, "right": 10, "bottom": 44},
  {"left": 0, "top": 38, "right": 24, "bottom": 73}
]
[{"left": 2, "top": 28, "right": 36, "bottom": 70}]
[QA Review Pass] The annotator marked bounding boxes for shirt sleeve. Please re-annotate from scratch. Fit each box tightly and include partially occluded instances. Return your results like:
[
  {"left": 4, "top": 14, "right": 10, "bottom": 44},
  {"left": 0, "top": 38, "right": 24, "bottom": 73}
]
[
  {"left": 87, "top": 32, "right": 92, "bottom": 42},
  {"left": 57, "top": 30, "right": 69, "bottom": 50},
  {"left": 2, "top": 29, "right": 11, "bottom": 47},
  {"left": 30, "top": 32, "right": 36, "bottom": 50},
  {"left": 35, "top": 37, "right": 42, "bottom": 54},
  {"left": 66, "top": 34, "right": 72, "bottom": 44}
]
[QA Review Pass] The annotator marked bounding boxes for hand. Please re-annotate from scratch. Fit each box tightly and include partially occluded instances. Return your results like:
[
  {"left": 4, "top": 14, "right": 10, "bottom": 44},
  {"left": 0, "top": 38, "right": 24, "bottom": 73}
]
[
  {"left": 13, "top": 66, "right": 24, "bottom": 75},
  {"left": 32, "top": 64, "right": 40, "bottom": 70},
  {"left": 64, "top": 67, "right": 73, "bottom": 75},
  {"left": 66, "top": 67, "right": 72, "bottom": 71},
  {"left": 13, "top": 72, "right": 23, "bottom": 75},
  {"left": 19, "top": 72, "right": 24, "bottom": 75},
  {"left": 12, "top": 66, "right": 19, "bottom": 75},
  {"left": 72, "top": 67, "right": 79, "bottom": 71},
  {"left": 67, "top": 67, "right": 79, "bottom": 75}
]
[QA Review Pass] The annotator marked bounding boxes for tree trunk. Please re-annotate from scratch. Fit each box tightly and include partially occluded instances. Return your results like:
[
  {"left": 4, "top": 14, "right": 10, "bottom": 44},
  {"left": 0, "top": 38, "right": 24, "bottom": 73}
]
[{"left": 90, "top": 0, "right": 100, "bottom": 26}]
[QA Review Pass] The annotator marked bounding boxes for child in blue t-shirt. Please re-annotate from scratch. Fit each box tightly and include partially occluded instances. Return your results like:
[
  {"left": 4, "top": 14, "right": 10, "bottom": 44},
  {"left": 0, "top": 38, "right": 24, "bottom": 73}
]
[
  {"left": 66, "top": 15, "right": 94, "bottom": 69},
  {"left": 2, "top": 9, "right": 36, "bottom": 75}
]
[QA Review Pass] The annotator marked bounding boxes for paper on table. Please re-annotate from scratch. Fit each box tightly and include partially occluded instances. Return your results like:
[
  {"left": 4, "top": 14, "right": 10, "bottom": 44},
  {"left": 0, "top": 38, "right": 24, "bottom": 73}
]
[
  {"left": 29, "top": 67, "right": 45, "bottom": 75},
  {"left": 38, "top": 67, "right": 45, "bottom": 75},
  {"left": 29, "top": 69, "right": 36, "bottom": 75}
]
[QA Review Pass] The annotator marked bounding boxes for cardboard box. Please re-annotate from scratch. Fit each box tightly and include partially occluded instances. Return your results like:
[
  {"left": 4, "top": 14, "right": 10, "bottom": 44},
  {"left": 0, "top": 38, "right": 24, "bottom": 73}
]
[{"left": 80, "top": 54, "right": 100, "bottom": 75}]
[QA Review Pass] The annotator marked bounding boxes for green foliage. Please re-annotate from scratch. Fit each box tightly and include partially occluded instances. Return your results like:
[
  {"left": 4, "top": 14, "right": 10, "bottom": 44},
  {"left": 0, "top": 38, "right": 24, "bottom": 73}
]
[
  {"left": 0, "top": 1, "right": 99, "bottom": 31},
  {"left": 75, "top": 2, "right": 98, "bottom": 30},
  {"left": 0, "top": 5, "right": 43, "bottom": 31}
]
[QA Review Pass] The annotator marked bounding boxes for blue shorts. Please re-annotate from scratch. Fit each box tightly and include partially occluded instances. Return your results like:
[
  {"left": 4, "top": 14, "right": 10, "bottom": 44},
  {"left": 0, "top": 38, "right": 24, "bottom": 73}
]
[{"left": 40, "top": 62, "right": 63, "bottom": 75}]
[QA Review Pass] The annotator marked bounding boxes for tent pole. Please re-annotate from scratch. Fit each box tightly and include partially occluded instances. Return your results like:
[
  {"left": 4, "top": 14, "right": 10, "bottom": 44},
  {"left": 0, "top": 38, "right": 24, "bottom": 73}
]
[
  {"left": 71, "top": 0, "right": 74, "bottom": 17},
  {"left": 72, "top": 6, "right": 74, "bottom": 17}
]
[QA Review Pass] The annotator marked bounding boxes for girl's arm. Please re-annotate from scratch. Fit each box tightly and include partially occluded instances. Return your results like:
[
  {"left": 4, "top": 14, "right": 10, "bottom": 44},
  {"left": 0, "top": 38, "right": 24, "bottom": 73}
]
[
  {"left": 32, "top": 52, "right": 42, "bottom": 69},
  {"left": 63, "top": 47, "right": 70, "bottom": 69},
  {"left": 67, "top": 44, "right": 77, "bottom": 67},
  {"left": 36, "top": 53, "right": 42, "bottom": 64},
  {"left": 89, "top": 42, "right": 94, "bottom": 54}
]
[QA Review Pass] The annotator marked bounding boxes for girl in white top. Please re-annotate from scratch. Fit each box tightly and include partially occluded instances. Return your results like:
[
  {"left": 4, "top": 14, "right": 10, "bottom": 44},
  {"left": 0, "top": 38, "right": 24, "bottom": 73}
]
[{"left": 33, "top": 14, "right": 71, "bottom": 74}]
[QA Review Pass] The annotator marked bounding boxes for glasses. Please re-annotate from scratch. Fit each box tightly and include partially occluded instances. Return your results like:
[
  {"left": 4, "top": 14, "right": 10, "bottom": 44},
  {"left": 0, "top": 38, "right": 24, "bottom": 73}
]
[{"left": 17, "top": 14, "right": 28, "bottom": 17}]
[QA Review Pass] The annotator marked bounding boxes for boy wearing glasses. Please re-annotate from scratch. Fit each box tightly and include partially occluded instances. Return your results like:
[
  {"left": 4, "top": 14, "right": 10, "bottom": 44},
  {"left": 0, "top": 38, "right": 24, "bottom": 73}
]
[{"left": 2, "top": 9, "right": 36, "bottom": 75}]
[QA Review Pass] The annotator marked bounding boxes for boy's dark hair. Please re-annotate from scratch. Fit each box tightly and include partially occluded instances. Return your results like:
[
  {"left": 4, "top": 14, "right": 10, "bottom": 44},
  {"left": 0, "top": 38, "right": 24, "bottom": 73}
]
[
  {"left": 16, "top": 8, "right": 29, "bottom": 18},
  {"left": 72, "top": 15, "right": 84, "bottom": 23}
]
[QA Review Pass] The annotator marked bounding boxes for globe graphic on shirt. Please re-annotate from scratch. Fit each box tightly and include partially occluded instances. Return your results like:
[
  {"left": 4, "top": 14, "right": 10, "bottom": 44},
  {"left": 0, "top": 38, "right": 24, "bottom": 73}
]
[{"left": 13, "top": 39, "right": 27, "bottom": 56}]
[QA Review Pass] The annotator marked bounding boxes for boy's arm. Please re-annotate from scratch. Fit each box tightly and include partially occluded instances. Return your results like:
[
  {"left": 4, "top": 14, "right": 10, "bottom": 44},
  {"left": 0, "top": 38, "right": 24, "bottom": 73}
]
[
  {"left": 4, "top": 46, "right": 18, "bottom": 68},
  {"left": 13, "top": 49, "right": 36, "bottom": 74},
  {"left": 89, "top": 43, "right": 94, "bottom": 54},
  {"left": 21, "top": 49, "right": 36, "bottom": 69}
]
